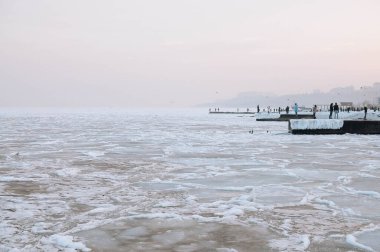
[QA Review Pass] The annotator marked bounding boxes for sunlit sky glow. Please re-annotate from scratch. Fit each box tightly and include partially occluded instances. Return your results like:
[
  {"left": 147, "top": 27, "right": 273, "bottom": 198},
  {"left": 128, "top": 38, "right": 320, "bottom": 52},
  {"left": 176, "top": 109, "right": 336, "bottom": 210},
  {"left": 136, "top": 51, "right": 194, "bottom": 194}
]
[{"left": 1, "top": 0, "right": 379, "bottom": 107}]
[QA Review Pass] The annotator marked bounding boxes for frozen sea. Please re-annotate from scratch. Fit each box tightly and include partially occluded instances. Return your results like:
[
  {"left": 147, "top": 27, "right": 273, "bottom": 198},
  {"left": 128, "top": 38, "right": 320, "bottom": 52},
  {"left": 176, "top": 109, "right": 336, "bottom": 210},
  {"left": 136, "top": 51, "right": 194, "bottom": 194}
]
[{"left": 1, "top": 108, "right": 380, "bottom": 252}]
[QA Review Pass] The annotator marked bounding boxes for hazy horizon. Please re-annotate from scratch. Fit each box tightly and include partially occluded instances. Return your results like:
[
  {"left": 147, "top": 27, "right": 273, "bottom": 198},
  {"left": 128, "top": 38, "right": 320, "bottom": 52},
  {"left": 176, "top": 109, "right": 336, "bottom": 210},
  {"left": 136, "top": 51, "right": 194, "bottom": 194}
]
[{"left": 1, "top": 0, "right": 380, "bottom": 107}]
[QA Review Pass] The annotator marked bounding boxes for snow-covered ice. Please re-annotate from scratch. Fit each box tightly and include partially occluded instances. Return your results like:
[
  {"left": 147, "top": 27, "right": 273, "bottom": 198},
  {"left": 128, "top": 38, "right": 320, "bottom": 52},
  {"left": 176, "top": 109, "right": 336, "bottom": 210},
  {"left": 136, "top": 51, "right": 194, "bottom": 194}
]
[
  {"left": 290, "top": 119, "right": 344, "bottom": 130},
  {"left": 0, "top": 108, "right": 380, "bottom": 251}
]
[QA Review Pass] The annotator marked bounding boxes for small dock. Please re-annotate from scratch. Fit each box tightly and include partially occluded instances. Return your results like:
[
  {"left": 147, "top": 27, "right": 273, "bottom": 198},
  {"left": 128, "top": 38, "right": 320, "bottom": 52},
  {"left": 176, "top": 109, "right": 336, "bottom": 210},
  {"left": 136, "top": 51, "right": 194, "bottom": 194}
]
[
  {"left": 289, "top": 119, "right": 380, "bottom": 134},
  {"left": 256, "top": 114, "right": 314, "bottom": 121}
]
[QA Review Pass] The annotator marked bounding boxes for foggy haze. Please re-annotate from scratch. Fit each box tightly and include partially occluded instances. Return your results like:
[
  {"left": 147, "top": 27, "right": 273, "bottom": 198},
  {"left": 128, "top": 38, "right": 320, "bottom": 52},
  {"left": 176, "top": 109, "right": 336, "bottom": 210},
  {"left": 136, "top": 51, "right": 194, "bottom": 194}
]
[
  {"left": 203, "top": 83, "right": 380, "bottom": 108},
  {"left": 1, "top": 0, "right": 380, "bottom": 107}
]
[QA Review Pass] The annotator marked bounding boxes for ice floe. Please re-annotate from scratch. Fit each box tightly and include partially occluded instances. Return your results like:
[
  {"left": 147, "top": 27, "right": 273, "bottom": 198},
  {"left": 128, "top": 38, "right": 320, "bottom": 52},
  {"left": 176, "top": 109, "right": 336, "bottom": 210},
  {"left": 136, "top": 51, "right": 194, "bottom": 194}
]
[{"left": 41, "top": 234, "right": 91, "bottom": 251}]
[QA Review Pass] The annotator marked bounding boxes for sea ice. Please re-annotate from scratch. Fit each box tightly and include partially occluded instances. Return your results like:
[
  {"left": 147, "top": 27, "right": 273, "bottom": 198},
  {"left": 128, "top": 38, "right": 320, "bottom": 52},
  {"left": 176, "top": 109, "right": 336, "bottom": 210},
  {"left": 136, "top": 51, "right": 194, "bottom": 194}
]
[
  {"left": 346, "top": 234, "right": 374, "bottom": 252},
  {"left": 1, "top": 108, "right": 379, "bottom": 251},
  {"left": 41, "top": 234, "right": 91, "bottom": 251}
]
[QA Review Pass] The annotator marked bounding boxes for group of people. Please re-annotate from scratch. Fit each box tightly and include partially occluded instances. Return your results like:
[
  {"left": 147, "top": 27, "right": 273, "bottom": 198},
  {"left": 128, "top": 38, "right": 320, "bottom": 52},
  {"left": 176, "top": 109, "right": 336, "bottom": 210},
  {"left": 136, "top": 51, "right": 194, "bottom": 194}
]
[
  {"left": 328, "top": 103, "right": 369, "bottom": 119},
  {"left": 214, "top": 103, "right": 371, "bottom": 120},
  {"left": 259, "top": 102, "right": 371, "bottom": 120},
  {"left": 328, "top": 103, "right": 340, "bottom": 119},
  {"left": 257, "top": 105, "right": 293, "bottom": 115}
]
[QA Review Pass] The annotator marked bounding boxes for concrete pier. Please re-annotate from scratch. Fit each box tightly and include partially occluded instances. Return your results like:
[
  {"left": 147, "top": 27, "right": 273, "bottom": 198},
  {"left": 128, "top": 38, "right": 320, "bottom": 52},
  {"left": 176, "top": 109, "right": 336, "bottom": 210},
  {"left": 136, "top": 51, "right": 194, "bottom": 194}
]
[
  {"left": 257, "top": 114, "right": 314, "bottom": 121},
  {"left": 209, "top": 111, "right": 255, "bottom": 115},
  {"left": 289, "top": 119, "right": 380, "bottom": 134}
]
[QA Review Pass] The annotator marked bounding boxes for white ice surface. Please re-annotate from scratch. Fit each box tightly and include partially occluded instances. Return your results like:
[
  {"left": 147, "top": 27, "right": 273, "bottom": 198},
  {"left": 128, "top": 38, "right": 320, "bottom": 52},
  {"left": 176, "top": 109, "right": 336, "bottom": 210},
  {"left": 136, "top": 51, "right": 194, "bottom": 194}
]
[
  {"left": 41, "top": 234, "right": 91, "bottom": 251},
  {"left": 346, "top": 234, "right": 374, "bottom": 252},
  {"left": 0, "top": 108, "right": 379, "bottom": 251},
  {"left": 269, "top": 234, "right": 311, "bottom": 251}
]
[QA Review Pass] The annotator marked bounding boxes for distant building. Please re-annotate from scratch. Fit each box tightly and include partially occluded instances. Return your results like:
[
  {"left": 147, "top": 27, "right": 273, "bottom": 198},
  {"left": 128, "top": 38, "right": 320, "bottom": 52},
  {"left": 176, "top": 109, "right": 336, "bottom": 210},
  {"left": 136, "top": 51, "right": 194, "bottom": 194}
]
[
  {"left": 339, "top": 102, "right": 352, "bottom": 109},
  {"left": 316, "top": 104, "right": 329, "bottom": 111},
  {"left": 340, "top": 102, "right": 353, "bottom": 107}
]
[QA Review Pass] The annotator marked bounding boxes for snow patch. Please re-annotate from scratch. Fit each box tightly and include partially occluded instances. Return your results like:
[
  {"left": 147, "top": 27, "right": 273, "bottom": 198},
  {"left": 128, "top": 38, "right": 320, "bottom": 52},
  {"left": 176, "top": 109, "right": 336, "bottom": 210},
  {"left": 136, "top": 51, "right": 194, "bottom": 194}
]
[
  {"left": 83, "top": 151, "right": 105, "bottom": 158},
  {"left": 280, "top": 219, "right": 292, "bottom": 235},
  {"left": 269, "top": 234, "right": 311, "bottom": 251},
  {"left": 55, "top": 168, "right": 80, "bottom": 177},
  {"left": 154, "top": 200, "right": 181, "bottom": 207},
  {"left": 31, "top": 222, "right": 53, "bottom": 234},
  {"left": 0, "top": 176, "right": 34, "bottom": 182},
  {"left": 216, "top": 248, "right": 238, "bottom": 252},
  {"left": 299, "top": 193, "right": 316, "bottom": 204},
  {"left": 314, "top": 198, "right": 336, "bottom": 208},
  {"left": 41, "top": 234, "right": 91, "bottom": 251},
  {"left": 337, "top": 176, "right": 352, "bottom": 185},
  {"left": 222, "top": 207, "right": 244, "bottom": 217}
]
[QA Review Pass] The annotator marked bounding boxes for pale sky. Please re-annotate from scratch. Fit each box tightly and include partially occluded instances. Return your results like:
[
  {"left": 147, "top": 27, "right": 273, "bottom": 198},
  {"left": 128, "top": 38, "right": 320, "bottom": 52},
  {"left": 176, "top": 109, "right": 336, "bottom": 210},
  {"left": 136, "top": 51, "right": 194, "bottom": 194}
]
[{"left": 1, "top": 0, "right": 380, "bottom": 107}]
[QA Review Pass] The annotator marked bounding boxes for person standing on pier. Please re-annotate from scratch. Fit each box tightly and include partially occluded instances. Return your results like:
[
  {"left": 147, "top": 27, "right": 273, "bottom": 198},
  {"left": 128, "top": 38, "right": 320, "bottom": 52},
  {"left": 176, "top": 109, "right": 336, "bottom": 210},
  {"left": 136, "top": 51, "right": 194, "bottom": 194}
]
[
  {"left": 286, "top": 106, "right": 289, "bottom": 114},
  {"left": 294, "top": 103, "right": 298, "bottom": 116},
  {"left": 257, "top": 105, "right": 260, "bottom": 113},
  {"left": 333, "top": 102, "right": 339, "bottom": 118},
  {"left": 313, "top": 105, "right": 317, "bottom": 119},
  {"left": 364, "top": 105, "right": 368, "bottom": 120},
  {"left": 329, "top": 103, "right": 333, "bottom": 119}
]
